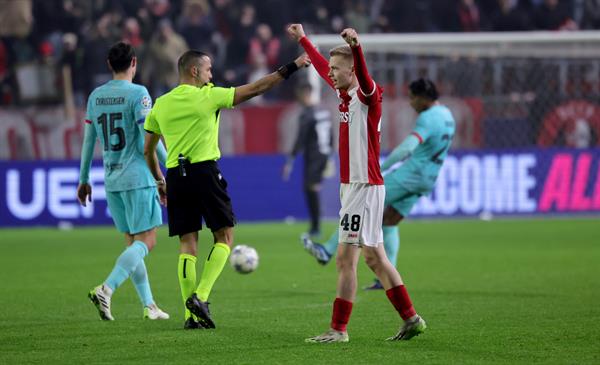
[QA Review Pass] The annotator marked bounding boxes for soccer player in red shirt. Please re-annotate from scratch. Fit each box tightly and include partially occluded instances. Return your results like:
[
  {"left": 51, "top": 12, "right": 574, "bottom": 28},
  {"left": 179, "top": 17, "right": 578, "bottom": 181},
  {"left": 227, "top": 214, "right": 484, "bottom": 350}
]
[{"left": 288, "top": 24, "right": 427, "bottom": 343}]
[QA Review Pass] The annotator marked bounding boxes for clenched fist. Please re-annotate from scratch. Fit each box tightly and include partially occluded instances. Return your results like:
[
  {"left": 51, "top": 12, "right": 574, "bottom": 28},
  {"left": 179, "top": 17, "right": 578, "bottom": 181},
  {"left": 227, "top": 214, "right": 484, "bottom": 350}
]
[
  {"left": 287, "top": 24, "right": 306, "bottom": 41},
  {"left": 341, "top": 28, "right": 359, "bottom": 47},
  {"left": 294, "top": 53, "right": 311, "bottom": 68}
]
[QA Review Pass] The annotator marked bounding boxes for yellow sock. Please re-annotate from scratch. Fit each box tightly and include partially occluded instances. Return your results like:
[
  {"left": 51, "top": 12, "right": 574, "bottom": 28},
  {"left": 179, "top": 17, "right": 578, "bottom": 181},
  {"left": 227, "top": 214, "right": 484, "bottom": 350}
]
[
  {"left": 178, "top": 254, "right": 197, "bottom": 320},
  {"left": 195, "top": 243, "right": 231, "bottom": 301}
]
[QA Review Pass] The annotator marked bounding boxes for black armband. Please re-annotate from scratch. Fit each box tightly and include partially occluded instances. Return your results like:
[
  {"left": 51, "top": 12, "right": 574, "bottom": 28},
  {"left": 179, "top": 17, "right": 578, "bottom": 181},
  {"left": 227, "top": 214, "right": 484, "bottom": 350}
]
[{"left": 276, "top": 62, "right": 299, "bottom": 79}]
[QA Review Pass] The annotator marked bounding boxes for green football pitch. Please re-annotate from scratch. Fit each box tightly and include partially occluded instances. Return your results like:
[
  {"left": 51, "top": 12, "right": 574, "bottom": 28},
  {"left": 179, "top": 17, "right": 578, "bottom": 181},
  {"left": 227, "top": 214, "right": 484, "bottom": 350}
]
[{"left": 0, "top": 219, "right": 598, "bottom": 364}]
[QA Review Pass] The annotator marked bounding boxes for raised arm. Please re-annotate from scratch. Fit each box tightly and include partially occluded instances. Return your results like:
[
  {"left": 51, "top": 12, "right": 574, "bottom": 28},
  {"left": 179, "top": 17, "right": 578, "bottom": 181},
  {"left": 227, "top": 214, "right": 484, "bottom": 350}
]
[
  {"left": 233, "top": 53, "right": 310, "bottom": 106},
  {"left": 341, "top": 28, "right": 375, "bottom": 96},
  {"left": 288, "top": 24, "right": 334, "bottom": 89}
]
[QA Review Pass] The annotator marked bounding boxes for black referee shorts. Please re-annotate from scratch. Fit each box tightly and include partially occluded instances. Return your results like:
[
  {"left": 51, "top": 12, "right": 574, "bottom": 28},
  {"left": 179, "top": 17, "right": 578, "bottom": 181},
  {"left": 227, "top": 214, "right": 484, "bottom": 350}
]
[{"left": 166, "top": 160, "right": 235, "bottom": 237}]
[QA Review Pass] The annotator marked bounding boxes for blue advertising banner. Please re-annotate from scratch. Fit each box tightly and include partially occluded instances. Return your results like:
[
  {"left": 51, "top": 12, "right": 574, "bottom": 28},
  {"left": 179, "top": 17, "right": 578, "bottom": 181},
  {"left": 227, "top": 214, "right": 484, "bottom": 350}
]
[
  {"left": 1, "top": 149, "right": 599, "bottom": 227},
  {"left": 410, "top": 148, "right": 600, "bottom": 218}
]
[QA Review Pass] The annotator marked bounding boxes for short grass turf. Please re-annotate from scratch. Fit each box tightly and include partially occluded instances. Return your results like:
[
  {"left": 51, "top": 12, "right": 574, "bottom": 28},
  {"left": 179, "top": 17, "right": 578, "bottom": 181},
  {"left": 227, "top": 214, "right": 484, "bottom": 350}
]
[{"left": 0, "top": 219, "right": 599, "bottom": 365}]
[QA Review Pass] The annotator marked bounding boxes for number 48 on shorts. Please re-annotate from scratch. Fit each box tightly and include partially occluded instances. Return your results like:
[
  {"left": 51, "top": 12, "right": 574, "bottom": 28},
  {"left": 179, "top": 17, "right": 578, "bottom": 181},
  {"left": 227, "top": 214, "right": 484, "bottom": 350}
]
[
  {"left": 338, "top": 183, "right": 385, "bottom": 246},
  {"left": 340, "top": 213, "right": 361, "bottom": 232}
]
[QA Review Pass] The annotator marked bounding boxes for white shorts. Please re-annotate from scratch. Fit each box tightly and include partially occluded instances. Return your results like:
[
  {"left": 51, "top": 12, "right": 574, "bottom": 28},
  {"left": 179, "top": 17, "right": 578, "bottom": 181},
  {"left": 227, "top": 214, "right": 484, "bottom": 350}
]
[{"left": 338, "top": 183, "right": 385, "bottom": 247}]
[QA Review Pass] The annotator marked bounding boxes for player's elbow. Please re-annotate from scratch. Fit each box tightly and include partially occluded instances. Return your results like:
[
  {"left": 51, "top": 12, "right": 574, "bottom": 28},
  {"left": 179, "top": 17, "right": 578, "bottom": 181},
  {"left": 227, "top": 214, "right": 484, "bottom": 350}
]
[{"left": 143, "top": 143, "right": 156, "bottom": 159}]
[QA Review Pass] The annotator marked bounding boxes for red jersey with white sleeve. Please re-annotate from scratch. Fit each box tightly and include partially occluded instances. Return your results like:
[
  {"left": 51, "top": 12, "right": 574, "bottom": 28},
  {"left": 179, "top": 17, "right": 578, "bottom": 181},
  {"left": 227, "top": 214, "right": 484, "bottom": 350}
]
[{"left": 299, "top": 37, "right": 384, "bottom": 185}]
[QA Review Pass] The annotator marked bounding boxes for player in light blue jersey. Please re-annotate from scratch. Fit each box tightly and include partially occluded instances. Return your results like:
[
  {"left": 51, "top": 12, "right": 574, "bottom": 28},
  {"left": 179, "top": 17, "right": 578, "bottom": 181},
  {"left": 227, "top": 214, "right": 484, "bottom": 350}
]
[
  {"left": 77, "top": 42, "right": 170, "bottom": 320},
  {"left": 303, "top": 79, "right": 455, "bottom": 290}
]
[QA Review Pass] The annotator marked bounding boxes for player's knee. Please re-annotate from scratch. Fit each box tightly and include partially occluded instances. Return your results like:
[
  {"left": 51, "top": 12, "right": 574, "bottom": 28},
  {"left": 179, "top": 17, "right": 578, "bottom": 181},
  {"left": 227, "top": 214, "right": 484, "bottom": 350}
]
[
  {"left": 363, "top": 254, "right": 380, "bottom": 271},
  {"left": 179, "top": 233, "right": 198, "bottom": 255},
  {"left": 382, "top": 206, "right": 403, "bottom": 225},
  {"left": 143, "top": 240, "right": 156, "bottom": 251},
  {"left": 134, "top": 229, "right": 156, "bottom": 251},
  {"left": 336, "top": 255, "right": 357, "bottom": 273},
  {"left": 180, "top": 241, "right": 197, "bottom": 256},
  {"left": 363, "top": 249, "right": 386, "bottom": 271},
  {"left": 213, "top": 226, "right": 234, "bottom": 247}
]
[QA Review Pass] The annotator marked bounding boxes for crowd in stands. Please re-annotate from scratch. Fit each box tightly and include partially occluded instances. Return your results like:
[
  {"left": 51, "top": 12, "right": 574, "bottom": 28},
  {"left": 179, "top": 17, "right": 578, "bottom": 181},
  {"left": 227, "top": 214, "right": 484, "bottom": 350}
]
[{"left": 0, "top": 0, "right": 597, "bottom": 106}]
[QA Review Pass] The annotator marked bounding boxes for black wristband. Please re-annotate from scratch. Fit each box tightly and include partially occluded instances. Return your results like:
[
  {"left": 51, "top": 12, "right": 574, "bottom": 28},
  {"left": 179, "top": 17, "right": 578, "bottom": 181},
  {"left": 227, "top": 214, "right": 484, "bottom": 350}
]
[{"left": 277, "top": 62, "right": 299, "bottom": 79}]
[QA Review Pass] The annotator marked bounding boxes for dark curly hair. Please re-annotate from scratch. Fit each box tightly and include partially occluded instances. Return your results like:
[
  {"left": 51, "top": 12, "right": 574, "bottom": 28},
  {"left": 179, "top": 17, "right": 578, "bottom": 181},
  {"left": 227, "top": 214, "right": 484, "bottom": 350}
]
[{"left": 409, "top": 78, "right": 439, "bottom": 101}]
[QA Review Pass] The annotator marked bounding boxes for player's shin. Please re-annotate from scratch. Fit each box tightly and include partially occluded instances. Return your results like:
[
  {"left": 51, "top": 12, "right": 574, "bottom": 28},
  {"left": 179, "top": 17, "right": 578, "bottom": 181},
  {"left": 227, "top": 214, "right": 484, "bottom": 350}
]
[
  {"left": 386, "top": 284, "right": 417, "bottom": 321},
  {"left": 131, "top": 259, "right": 154, "bottom": 307},
  {"left": 195, "top": 243, "right": 231, "bottom": 301},
  {"left": 382, "top": 226, "right": 399, "bottom": 267},
  {"left": 105, "top": 240, "right": 149, "bottom": 291},
  {"left": 331, "top": 297, "right": 353, "bottom": 332},
  {"left": 178, "top": 254, "right": 197, "bottom": 319},
  {"left": 323, "top": 230, "right": 340, "bottom": 255}
]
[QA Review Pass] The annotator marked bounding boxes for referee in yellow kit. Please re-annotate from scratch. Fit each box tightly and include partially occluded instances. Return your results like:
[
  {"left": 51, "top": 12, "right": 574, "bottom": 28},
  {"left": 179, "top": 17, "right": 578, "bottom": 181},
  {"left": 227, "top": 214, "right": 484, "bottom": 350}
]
[{"left": 144, "top": 50, "right": 311, "bottom": 329}]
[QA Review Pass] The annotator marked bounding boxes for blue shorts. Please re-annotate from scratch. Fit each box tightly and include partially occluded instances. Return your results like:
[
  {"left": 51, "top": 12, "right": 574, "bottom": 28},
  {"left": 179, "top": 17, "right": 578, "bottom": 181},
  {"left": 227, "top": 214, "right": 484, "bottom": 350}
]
[
  {"left": 384, "top": 178, "right": 422, "bottom": 218},
  {"left": 106, "top": 186, "right": 162, "bottom": 234}
]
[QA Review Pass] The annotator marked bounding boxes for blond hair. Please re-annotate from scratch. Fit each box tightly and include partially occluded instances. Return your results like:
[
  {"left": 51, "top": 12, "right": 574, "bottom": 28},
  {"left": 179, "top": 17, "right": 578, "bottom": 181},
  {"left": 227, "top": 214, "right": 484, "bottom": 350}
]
[{"left": 329, "top": 45, "right": 352, "bottom": 60}]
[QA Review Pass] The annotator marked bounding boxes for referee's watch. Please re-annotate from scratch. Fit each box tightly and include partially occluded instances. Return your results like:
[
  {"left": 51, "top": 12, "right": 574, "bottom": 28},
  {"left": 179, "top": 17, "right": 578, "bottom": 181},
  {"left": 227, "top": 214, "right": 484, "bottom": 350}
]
[{"left": 156, "top": 178, "right": 166, "bottom": 186}]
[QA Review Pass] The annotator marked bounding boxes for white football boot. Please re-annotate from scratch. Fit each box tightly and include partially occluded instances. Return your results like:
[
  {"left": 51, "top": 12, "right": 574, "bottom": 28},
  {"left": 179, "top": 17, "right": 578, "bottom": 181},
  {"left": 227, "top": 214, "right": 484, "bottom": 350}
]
[
  {"left": 305, "top": 329, "right": 349, "bottom": 343},
  {"left": 88, "top": 285, "right": 114, "bottom": 321},
  {"left": 387, "top": 315, "right": 427, "bottom": 341},
  {"left": 143, "top": 304, "right": 170, "bottom": 320}
]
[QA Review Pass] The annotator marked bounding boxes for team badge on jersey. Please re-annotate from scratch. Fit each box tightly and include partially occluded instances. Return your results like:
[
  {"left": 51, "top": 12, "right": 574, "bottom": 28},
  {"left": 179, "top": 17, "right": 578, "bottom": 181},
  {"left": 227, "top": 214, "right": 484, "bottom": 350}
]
[
  {"left": 141, "top": 95, "right": 152, "bottom": 109},
  {"left": 140, "top": 95, "right": 152, "bottom": 117}
]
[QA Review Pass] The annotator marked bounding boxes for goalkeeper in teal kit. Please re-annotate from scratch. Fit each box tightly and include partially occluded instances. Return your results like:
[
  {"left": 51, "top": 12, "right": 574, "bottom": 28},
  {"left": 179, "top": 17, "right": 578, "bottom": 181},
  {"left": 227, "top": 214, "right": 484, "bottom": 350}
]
[
  {"left": 303, "top": 79, "right": 455, "bottom": 289},
  {"left": 77, "top": 42, "right": 170, "bottom": 319}
]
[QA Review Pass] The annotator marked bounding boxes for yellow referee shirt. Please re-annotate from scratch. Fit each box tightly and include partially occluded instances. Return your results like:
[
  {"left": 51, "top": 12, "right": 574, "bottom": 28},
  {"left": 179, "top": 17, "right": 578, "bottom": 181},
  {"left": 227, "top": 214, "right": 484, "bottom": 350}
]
[{"left": 144, "top": 83, "right": 235, "bottom": 168}]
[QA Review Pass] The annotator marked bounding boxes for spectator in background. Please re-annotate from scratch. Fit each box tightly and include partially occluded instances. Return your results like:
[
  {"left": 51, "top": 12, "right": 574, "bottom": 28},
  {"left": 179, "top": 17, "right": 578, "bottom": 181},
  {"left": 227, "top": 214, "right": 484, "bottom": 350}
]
[
  {"left": 60, "top": 0, "right": 90, "bottom": 34},
  {"left": 443, "top": 54, "right": 484, "bottom": 97},
  {"left": 490, "top": 0, "right": 533, "bottom": 31},
  {"left": 144, "top": 18, "right": 188, "bottom": 97},
  {"left": 245, "top": 51, "right": 269, "bottom": 104},
  {"left": 0, "top": 0, "right": 33, "bottom": 40},
  {"left": 581, "top": 0, "right": 600, "bottom": 28},
  {"left": 121, "top": 16, "right": 147, "bottom": 88},
  {"left": 442, "top": 0, "right": 489, "bottom": 32},
  {"left": 60, "top": 32, "right": 86, "bottom": 104},
  {"left": 344, "top": 1, "right": 371, "bottom": 33},
  {"left": 0, "top": 39, "right": 11, "bottom": 104},
  {"left": 383, "top": 1, "right": 435, "bottom": 32},
  {"left": 0, "top": 0, "right": 34, "bottom": 64},
  {"left": 248, "top": 24, "right": 280, "bottom": 69},
  {"left": 83, "top": 14, "right": 118, "bottom": 92},
  {"left": 213, "top": 0, "right": 234, "bottom": 38},
  {"left": 370, "top": 14, "right": 393, "bottom": 33},
  {"left": 137, "top": 0, "right": 172, "bottom": 41},
  {"left": 458, "top": 0, "right": 486, "bottom": 31},
  {"left": 538, "top": 101, "right": 600, "bottom": 147},
  {"left": 223, "top": 3, "right": 256, "bottom": 85},
  {"left": 534, "top": 0, "right": 578, "bottom": 30},
  {"left": 311, "top": 4, "right": 337, "bottom": 33},
  {"left": 123, "top": 17, "right": 144, "bottom": 49},
  {"left": 178, "top": 0, "right": 215, "bottom": 51}
]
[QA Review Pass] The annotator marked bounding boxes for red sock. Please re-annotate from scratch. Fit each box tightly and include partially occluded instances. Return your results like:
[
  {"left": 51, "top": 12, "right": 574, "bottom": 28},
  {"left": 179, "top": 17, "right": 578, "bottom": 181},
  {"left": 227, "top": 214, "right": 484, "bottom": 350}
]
[
  {"left": 386, "top": 285, "right": 417, "bottom": 320},
  {"left": 330, "top": 297, "right": 353, "bottom": 332}
]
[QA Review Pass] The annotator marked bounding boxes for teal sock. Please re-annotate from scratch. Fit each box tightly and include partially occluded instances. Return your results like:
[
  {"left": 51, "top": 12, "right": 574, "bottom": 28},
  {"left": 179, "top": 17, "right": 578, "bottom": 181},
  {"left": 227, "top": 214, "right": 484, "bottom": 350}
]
[
  {"left": 383, "top": 226, "right": 400, "bottom": 267},
  {"left": 131, "top": 259, "right": 154, "bottom": 307},
  {"left": 105, "top": 241, "right": 149, "bottom": 291},
  {"left": 323, "top": 229, "right": 340, "bottom": 256}
]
